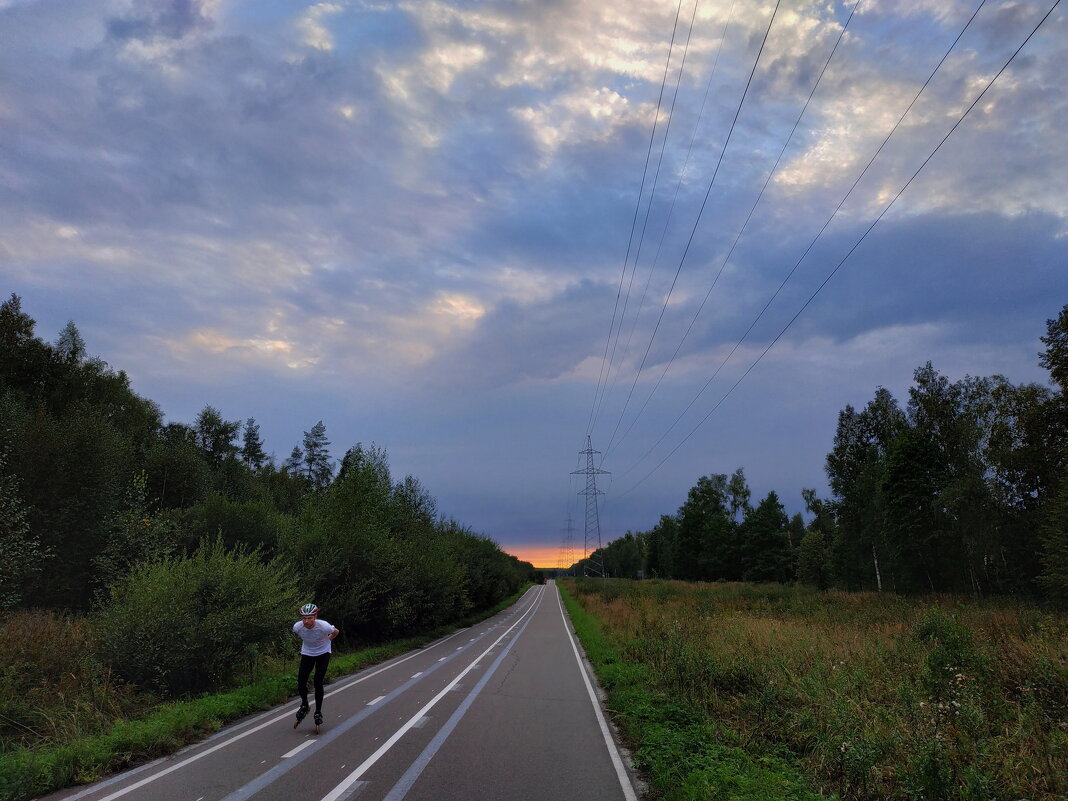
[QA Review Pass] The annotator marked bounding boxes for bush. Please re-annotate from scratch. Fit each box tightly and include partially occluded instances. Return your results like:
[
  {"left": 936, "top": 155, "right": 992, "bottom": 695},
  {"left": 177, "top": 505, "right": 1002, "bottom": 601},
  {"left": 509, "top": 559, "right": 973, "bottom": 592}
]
[{"left": 95, "top": 540, "right": 301, "bottom": 696}]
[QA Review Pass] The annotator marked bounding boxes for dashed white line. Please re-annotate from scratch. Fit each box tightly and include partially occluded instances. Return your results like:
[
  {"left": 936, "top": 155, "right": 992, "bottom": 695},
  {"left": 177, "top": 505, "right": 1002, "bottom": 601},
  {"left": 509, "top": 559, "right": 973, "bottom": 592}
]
[
  {"left": 282, "top": 740, "right": 316, "bottom": 759},
  {"left": 367, "top": 695, "right": 386, "bottom": 706},
  {"left": 318, "top": 587, "right": 545, "bottom": 801}
]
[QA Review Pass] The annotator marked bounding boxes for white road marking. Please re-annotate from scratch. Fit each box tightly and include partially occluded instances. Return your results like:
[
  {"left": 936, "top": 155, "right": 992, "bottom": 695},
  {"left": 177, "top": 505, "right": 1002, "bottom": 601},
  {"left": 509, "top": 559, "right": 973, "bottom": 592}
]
[
  {"left": 367, "top": 695, "right": 386, "bottom": 706},
  {"left": 83, "top": 624, "right": 474, "bottom": 801},
  {"left": 281, "top": 740, "right": 316, "bottom": 759},
  {"left": 318, "top": 587, "right": 545, "bottom": 801},
  {"left": 556, "top": 586, "right": 638, "bottom": 801}
]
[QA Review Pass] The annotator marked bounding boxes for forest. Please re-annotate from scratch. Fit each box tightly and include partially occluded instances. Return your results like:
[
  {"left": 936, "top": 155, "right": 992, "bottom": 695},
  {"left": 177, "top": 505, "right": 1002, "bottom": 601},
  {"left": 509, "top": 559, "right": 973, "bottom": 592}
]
[
  {"left": 582, "top": 303, "right": 1068, "bottom": 607},
  {"left": 0, "top": 292, "right": 536, "bottom": 703}
]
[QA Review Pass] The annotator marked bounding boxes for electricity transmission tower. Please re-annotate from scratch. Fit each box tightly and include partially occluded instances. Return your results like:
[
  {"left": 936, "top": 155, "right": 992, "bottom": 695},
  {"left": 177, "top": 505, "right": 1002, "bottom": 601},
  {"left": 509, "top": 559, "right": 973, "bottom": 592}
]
[
  {"left": 572, "top": 435, "right": 609, "bottom": 577},
  {"left": 559, "top": 516, "right": 575, "bottom": 577}
]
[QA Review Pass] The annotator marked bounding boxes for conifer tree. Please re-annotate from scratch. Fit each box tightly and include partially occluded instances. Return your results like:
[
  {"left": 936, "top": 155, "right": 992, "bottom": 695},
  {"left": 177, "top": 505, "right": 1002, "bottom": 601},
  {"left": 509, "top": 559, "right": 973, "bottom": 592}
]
[
  {"left": 240, "top": 417, "right": 268, "bottom": 471},
  {"left": 54, "top": 320, "right": 86, "bottom": 363},
  {"left": 302, "top": 420, "right": 333, "bottom": 490}
]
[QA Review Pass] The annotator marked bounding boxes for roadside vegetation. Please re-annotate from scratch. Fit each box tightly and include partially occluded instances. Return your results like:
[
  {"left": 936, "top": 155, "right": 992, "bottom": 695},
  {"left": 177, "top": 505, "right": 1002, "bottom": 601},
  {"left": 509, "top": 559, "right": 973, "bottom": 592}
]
[
  {"left": 0, "top": 590, "right": 528, "bottom": 801},
  {"left": 580, "top": 304, "right": 1068, "bottom": 609},
  {"left": 0, "top": 294, "right": 538, "bottom": 801},
  {"left": 564, "top": 578, "right": 1067, "bottom": 801}
]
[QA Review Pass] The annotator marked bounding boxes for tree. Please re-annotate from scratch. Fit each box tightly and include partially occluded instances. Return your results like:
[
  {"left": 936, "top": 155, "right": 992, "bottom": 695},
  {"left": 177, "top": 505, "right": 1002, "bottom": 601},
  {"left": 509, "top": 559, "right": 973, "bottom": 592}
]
[
  {"left": 11, "top": 405, "right": 134, "bottom": 609},
  {"left": 825, "top": 387, "right": 905, "bottom": 591},
  {"left": 301, "top": 421, "right": 333, "bottom": 490},
  {"left": 1037, "top": 469, "right": 1068, "bottom": 608},
  {"left": 92, "top": 471, "right": 179, "bottom": 596},
  {"left": 284, "top": 445, "right": 303, "bottom": 474},
  {"left": 0, "top": 445, "right": 49, "bottom": 609},
  {"left": 194, "top": 405, "right": 240, "bottom": 468},
  {"left": 738, "top": 491, "right": 791, "bottom": 583},
  {"left": 905, "top": 365, "right": 999, "bottom": 595},
  {"left": 1039, "top": 303, "right": 1068, "bottom": 393},
  {"left": 727, "top": 467, "right": 751, "bottom": 522},
  {"left": 645, "top": 514, "right": 678, "bottom": 578},
  {"left": 240, "top": 417, "right": 268, "bottom": 471},
  {"left": 676, "top": 474, "right": 737, "bottom": 581},
  {"left": 0, "top": 293, "right": 52, "bottom": 401},
  {"left": 603, "top": 531, "right": 643, "bottom": 578},
  {"left": 883, "top": 426, "right": 948, "bottom": 593},
  {"left": 53, "top": 321, "right": 86, "bottom": 364}
]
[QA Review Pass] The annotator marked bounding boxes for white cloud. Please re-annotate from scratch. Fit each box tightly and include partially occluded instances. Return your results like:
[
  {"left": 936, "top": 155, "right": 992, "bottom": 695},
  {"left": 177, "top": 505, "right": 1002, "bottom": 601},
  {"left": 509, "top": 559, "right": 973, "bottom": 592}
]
[
  {"left": 296, "top": 2, "right": 344, "bottom": 51},
  {"left": 514, "top": 87, "right": 649, "bottom": 163}
]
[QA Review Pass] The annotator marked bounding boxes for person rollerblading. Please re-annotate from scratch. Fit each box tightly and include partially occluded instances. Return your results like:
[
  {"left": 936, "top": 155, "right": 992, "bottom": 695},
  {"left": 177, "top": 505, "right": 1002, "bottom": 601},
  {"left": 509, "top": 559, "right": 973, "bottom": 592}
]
[
  {"left": 293, "top": 703, "right": 310, "bottom": 729},
  {"left": 291, "top": 603, "right": 339, "bottom": 734}
]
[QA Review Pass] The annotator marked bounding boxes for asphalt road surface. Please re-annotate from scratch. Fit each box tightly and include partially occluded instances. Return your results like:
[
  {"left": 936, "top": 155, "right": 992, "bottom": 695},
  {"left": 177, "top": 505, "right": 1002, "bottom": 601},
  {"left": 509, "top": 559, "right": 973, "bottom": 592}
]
[{"left": 43, "top": 582, "right": 639, "bottom": 801}]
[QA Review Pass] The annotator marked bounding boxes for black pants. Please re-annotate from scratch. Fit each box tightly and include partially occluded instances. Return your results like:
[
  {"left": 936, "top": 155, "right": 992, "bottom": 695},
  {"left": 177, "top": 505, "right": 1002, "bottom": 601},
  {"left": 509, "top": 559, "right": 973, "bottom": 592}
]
[{"left": 297, "top": 652, "right": 331, "bottom": 713}]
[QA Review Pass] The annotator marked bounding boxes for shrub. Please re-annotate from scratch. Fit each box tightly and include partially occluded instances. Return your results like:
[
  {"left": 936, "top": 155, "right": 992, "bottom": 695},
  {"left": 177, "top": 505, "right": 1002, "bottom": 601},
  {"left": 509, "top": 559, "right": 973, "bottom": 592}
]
[{"left": 95, "top": 539, "right": 300, "bottom": 696}]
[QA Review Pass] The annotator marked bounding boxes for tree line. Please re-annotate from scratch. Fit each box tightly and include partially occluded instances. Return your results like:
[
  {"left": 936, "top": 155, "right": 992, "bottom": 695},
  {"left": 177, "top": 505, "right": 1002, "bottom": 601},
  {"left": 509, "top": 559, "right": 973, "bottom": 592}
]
[
  {"left": 579, "top": 304, "right": 1068, "bottom": 606},
  {"left": 0, "top": 293, "right": 535, "bottom": 695}
]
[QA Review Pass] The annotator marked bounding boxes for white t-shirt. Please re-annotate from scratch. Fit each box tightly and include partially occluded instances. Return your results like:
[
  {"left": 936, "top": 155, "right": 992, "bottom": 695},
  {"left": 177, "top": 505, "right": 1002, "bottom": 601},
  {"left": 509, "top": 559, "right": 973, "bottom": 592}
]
[{"left": 293, "top": 619, "right": 335, "bottom": 656}]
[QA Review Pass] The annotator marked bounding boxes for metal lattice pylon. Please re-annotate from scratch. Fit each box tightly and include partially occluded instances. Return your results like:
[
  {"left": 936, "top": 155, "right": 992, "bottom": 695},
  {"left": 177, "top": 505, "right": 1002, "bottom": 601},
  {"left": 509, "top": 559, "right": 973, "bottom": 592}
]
[
  {"left": 571, "top": 435, "right": 609, "bottom": 577},
  {"left": 560, "top": 516, "right": 575, "bottom": 576}
]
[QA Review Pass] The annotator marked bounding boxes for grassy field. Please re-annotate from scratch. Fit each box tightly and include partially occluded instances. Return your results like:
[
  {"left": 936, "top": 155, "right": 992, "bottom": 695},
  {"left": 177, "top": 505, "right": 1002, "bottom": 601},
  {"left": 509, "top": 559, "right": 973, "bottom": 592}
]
[{"left": 562, "top": 578, "right": 1067, "bottom": 801}]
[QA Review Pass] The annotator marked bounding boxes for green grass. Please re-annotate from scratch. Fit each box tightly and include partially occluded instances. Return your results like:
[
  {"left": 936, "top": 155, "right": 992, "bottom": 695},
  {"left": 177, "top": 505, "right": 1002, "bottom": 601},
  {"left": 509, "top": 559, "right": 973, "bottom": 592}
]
[
  {"left": 559, "top": 582, "right": 832, "bottom": 801},
  {"left": 0, "top": 587, "right": 530, "bottom": 801},
  {"left": 562, "top": 578, "right": 1068, "bottom": 801}
]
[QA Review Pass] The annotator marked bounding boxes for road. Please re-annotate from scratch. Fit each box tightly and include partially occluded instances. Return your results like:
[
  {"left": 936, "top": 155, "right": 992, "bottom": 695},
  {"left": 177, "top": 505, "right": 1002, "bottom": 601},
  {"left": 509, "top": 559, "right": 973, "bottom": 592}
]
[{"left": 43, "top": 582, "right": 639, "bottom": 801}]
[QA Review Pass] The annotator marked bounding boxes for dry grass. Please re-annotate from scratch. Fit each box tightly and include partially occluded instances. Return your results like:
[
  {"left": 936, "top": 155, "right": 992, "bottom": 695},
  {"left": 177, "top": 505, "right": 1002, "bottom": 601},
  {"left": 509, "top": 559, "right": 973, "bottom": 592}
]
[
  {"left": 570, "top": 579, "right": 1068, "bottom": 801},
  {"left": 0, "top": 611, "right": 146, "bottom": 751}
]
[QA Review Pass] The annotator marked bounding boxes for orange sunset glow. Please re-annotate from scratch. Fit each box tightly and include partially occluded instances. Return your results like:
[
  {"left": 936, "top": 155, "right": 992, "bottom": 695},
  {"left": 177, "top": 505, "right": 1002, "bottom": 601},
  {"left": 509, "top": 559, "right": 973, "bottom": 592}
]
[{"left": 505, "top": 545, "right": 565, "bottom": 569}]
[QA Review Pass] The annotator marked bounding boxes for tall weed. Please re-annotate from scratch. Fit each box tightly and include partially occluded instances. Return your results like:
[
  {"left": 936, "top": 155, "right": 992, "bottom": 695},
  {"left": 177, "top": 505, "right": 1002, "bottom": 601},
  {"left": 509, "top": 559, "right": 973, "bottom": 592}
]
[
  {"left": 0, "top": 612, "right": 139, "bottom": 751},
  {"left": 568, "top": 579, "right": 1067, "bottom": 801}
]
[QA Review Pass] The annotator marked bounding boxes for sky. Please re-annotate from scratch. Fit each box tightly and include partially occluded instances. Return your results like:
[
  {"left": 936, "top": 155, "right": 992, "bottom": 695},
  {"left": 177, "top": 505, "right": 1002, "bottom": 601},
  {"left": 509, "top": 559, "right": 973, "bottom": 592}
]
[{"left": 2, "top": 0, "right": 1065, "bottom": 567}]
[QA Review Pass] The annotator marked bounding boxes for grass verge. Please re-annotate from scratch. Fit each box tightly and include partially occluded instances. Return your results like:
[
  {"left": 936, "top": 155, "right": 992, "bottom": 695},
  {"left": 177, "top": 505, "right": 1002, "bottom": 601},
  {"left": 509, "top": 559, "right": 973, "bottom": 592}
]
[
  {"left": 559, "top": 581, "right": 833, "bottom": 801},
  {"left": 0, "top": 587, "right": 530, "bottom": 801}
]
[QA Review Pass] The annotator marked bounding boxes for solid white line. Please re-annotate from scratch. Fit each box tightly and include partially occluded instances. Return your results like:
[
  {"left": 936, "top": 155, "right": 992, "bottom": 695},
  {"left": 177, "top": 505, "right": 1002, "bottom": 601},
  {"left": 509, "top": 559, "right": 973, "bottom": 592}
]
[
  {"left": 281, "top": 740, "right": 316, "bottom": 759},
  {"left": 318, "top": 586, "right": 545, "bottom": 801},
  {"left": 86, "top": 620, "right": 480, "bottom": 801},
  {"left": 555, "top": 585, "right": 638, "bottom": 801}
]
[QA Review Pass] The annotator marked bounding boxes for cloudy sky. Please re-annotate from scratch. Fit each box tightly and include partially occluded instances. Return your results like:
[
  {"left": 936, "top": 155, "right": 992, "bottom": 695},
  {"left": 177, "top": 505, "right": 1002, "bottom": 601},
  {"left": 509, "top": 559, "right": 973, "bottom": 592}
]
[{"left": 2, "top": 0, "right": 1065, "bottom": 566}]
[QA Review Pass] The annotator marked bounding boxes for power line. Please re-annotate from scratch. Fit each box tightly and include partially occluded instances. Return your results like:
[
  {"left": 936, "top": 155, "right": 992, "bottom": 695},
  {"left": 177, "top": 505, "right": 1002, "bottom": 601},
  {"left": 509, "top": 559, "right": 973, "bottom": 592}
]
[
  {"left": 600, "top": 0, "right": 703, "bottom": 408},
  {"left": 604, "top": 0, "right": 864, "bottom": 462},
  {"left": 587, "top": 0, "right": 686, "bottom": 438},
  {"left": 619, "top": 0, "right": 1062, "bottom": 495},
  {"left": 617, "top": 0, "right": 991, "bottom": 481},
  {"left": 598, "top": 0, "right": 784, "bottom": 458}
]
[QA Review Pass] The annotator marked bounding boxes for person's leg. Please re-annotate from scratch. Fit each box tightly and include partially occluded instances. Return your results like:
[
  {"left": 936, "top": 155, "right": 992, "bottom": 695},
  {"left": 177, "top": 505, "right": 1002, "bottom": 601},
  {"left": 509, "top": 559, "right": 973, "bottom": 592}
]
[
  {"left": 297, "top": 654, "right": 313, "bottom": 709},
  {"left": 312, "top": 652, "right": 331, "bottom": 714}
]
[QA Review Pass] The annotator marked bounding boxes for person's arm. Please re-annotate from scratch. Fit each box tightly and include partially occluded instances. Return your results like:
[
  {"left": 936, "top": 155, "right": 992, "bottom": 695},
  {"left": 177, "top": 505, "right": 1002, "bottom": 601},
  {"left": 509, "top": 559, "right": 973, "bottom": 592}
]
[{"left": 328, "top": 627, "right": 339, "bottom": 640}]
